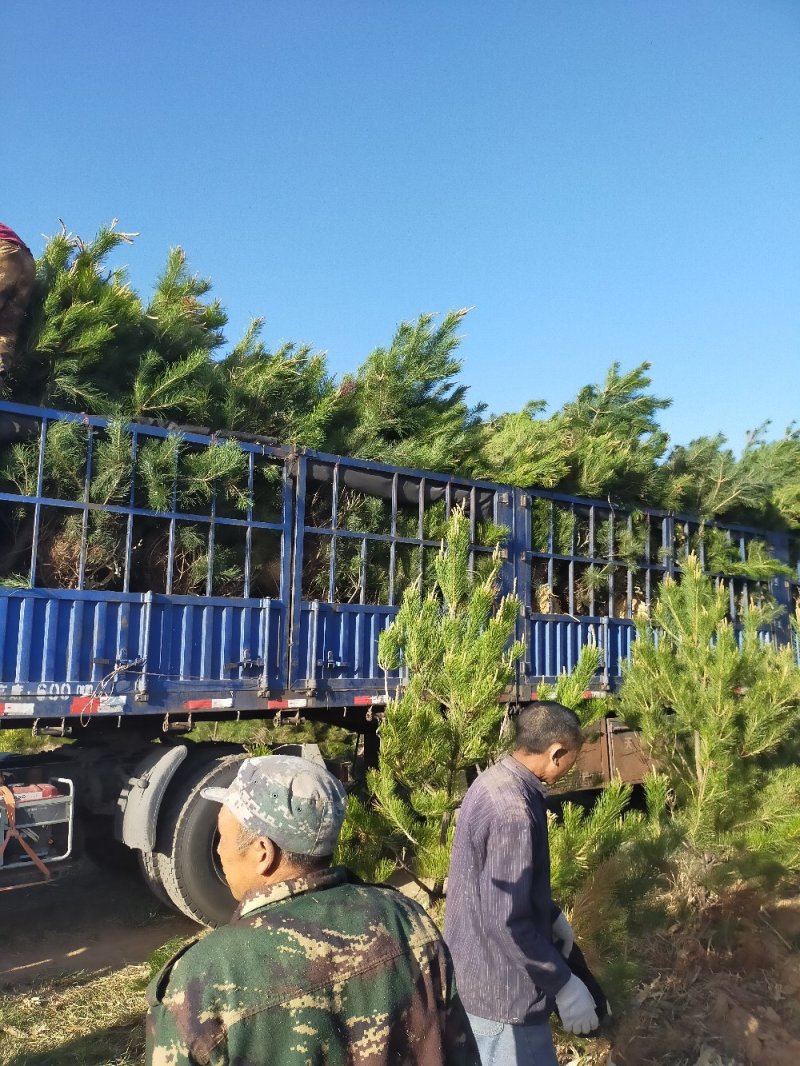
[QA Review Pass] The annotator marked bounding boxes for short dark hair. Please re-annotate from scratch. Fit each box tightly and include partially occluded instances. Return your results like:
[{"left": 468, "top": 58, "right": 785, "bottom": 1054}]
[
  {"left": 514, "top": 701, "right": 583, "bottom": 755},
  {"left": 282, "top": 850, "right": 334, "bottom": 874},
  {"left": 235, "top": 824, "right": 332, "bottom": 873}
]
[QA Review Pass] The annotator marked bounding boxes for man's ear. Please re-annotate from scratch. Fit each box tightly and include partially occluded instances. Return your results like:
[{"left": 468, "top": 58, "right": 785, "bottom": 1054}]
[
  {"left": 549, "top": 743, "right": 569, "bottom": 766},
  {"left": 253, "top": 835, "right": 278, "bottom": 877}
]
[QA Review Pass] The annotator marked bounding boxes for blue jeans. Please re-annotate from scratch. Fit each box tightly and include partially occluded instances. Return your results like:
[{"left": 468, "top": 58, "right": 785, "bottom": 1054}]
[{"left": 466, "top": 1012, "right": 559, "bottom": 1066}]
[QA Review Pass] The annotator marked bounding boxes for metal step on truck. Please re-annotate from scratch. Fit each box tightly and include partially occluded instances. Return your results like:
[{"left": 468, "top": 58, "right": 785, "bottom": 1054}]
[{"left": 1, "top": 400, "right": 798, "bottom": 925}]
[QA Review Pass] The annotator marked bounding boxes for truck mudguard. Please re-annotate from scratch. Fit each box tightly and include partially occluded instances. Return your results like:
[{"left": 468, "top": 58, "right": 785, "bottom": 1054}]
[{"left": 117, "top": 744, "right": 188, "bottom": 850}]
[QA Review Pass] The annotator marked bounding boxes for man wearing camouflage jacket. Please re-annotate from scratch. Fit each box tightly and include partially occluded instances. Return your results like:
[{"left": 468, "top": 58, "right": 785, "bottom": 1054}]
[{"left": 146, "top": 754, "right": 479, "bottom": 1066}]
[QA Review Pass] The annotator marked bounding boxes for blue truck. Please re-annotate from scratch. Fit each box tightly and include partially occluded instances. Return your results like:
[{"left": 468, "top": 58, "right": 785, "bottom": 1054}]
[{"left": 1, "top": 399, "right": 797, "bottom": 924}]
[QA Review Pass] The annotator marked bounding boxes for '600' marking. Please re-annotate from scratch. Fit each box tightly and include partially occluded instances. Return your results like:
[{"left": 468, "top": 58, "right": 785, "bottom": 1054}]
[{"left": 18, "top": 683, "right": 95, "bottom": 698}]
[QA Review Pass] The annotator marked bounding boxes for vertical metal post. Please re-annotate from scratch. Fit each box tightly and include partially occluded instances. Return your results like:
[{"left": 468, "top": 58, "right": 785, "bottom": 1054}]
[
  {"left": 329, "top": 464, "right": 339, "bottom": 601},
  {"left": 165, "top": 437, "right": 179, "bottom": 596},
  {"left": 418, "top": 477, "right": 425, "bottom": 581},
  {"left": 260, "top": 597, "right": 272, "bottom": 695},
  {"left": 626, "top": 512, "right": 634, "bottom": 618},
  {"left": 607, "top": 508, "right": 615, "bottom": 619},
  {"left": 588, "top": 504, "right": 596, "bottom": 616},
  {"left": 123, "top": 429, "right": 138, "bottom": 593},
  {"left": 244, "top": 451, "right": 255, "bottom": 598},
  {"left": 547, "top": 500, "right": 555, "bottom": 613},
  {"left": 306, "top": 599, "right": 319, "bottom": 690},
  {"left": 389, "top": 473, "right": 398, "bottom": 605},
  {"left": 359, "top": 537, "right": 367, "bottom": 605},
  {"left": 469, "top": 485, "right": 476, "bottom": 574},
  {"left": 287, "top": 454, "right": 307, "bottom": 688},
  {"left": 206, "top": 485, "right": 216, "bottom": 598},
  {"left": 663, "top": 514, "right": 675, "bottom": 579},
  {"left": 29, "top": 416, "right": 48, "bottom": 588},
  {"left": 78, "top": 424, "right": 94, "bottom": 590},
  {"left": 136, "top": 590, "right": 152, "bottom": 701},
  {"left": 644, "top": 512, "right": 652, "bottom": 610},
  {"left": 568, "top": 503, "right": 576, "bottom": 616}
]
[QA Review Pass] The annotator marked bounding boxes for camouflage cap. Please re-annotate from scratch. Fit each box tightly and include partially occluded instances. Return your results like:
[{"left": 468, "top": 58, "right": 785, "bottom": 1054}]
[{"left": 201, "top": 755, "right": 347, "bottom": 857}]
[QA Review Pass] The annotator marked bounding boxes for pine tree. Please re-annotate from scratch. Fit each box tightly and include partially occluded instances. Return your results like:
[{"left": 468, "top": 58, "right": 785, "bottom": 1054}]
[
  {"left": 327, "top": 310, "right": 486, "bottom": 473},
  {"left": 214, "top": 319, "right": 341, "bottom": 447},
  {"left": 336, "top": 507, "right": 523, "bottom": 904},
  {"left": 477, "top": 362, "right": 672, "bottom": 504},
  {"left": 4, "top": 217, "right": 799, "bottom": 585},
  {"left": 619, "top": 554, "right": 800, "bottom": 869}
]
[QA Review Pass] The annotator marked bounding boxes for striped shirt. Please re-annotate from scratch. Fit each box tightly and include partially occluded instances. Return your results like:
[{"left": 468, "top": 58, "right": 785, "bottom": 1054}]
[{"left": 444, "top": 756, "right": 572, "bottom": 1024}]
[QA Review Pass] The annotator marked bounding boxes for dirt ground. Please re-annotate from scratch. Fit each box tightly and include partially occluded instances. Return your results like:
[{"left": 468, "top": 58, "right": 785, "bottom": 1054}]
[
  {"left": 0, "top": 861, "right": 196, "bottom": 992},
  {"left": 604, "top": 888, "right": 800, "bottom": 1066}
]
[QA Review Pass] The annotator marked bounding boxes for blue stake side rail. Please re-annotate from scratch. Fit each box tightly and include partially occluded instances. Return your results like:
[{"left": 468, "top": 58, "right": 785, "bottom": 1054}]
[{"left": 0, "top": 401, "right": 797, "bottom": 730}]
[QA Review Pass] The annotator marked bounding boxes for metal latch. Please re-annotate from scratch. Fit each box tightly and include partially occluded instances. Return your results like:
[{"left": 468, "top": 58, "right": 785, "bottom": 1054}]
[{"left": 317, "top": 651, "right": 350, "bottom": 669}]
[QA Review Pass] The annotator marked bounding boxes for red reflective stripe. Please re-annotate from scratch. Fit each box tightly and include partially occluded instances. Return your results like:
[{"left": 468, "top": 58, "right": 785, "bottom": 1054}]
[
  {"left": 353, "top": 696, "right": 372, "bottom": 705},
  {"left": 267, "top": 700, "right": 289, "bottom": 710},
  {"left": 70, "top": 696, "right": 99, "bottom": 715},
  {"left": 183, "top": 698, "right": 234, "bottom": 711}
]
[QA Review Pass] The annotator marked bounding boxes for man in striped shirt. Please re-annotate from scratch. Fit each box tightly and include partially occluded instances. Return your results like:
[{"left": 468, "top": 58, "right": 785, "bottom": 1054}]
[{"left": 444, "top": 702, "right": 598, "bottom": 1065}]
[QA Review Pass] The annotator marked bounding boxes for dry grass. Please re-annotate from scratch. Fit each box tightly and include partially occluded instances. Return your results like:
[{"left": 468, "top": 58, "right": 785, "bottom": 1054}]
[{"left": 0, "top": 965, "right": 150, "bottom": 1066}]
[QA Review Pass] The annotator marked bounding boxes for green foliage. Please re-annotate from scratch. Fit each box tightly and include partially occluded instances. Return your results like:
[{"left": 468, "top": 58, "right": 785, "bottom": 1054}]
[
  {"left": 337, "top": 508, "right": 522, "bottom": 902},
  {"left": 547, "top": 772, "right": 680, "bottom": 1003},
  {"left": 3, "top": 219, "right": 799, "bottom": 557},
  {"left": 662, "top": 423, "right": 800, "bottom": 532},
  {"left": 216, "top": 321, "right": 341, "bottom": 447},
  {"left": 619, "top": 554, "right": 800, "bottom": 863},
  {"left": 477, "top": 401, "right": 570, "bottom": 488},
  {"left": 179, "top": 438, "right": 251, "bottom": 514},
  {"left": 535, "top": 644, "right": 606, "bottom": 725},
  {"left": 691, "top": 526, "right": 792, "bottom": 581},
  {"left": 187, "top": 717, "right": 355, "bottom": 763},
  {"left": 558, "top": 363, "right": 671, "bottom": 500},
  {"left": 0, "top": 728, "right": 71, "bottom": 754},
  {"left": 136, "top": 434, "right": 182, "bottom": 513},
  {"left": 91, "top": 419, "right": 134, "bottom": 504},
  {"left": 481, "top": 364, "right": 671, "bottom": 505},
  {"left": 327, "top": 310, "right": 486, "bottom": 473},
  {"left": 129, "top": 349, "right": 213, "bottom": 423}
]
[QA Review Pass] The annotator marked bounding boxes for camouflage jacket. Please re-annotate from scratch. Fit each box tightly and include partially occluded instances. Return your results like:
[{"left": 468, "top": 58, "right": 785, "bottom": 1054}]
[{"left": 146, "top": 866, "right": 480, "bottom": 1066}]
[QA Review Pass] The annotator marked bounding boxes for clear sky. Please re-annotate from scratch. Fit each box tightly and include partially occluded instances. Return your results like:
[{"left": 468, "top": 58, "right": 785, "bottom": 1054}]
[{"left": 7, "top": 1, "right": 800, "bottom": 451}]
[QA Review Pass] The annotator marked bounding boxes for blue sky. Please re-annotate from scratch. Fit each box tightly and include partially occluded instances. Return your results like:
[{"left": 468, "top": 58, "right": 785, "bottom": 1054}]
[{"left": 7, "top": 1, "right": 799, "bottom": 451}]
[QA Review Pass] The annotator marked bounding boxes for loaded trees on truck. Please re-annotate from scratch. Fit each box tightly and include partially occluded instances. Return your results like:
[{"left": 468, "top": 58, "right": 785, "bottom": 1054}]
[{"left": 1, "top": 400, "right": 797, "bottom": 925}]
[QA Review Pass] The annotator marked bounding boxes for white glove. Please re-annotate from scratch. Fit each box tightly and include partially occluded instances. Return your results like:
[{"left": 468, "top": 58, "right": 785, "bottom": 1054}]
[
  {"left": 555, "top": 974, "right": 599, "bottom": 1035},
  {"left": 552, "top": 910, "right": 574, "bottom": 958}
]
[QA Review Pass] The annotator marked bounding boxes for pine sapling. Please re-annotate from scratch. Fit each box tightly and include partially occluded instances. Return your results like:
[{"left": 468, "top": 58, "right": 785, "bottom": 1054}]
[{"left": 336, "top": 507, "right": 523, "bottom": 904}]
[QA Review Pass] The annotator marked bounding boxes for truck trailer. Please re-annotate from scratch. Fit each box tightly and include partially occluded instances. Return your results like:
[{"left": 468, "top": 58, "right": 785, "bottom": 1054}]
[{"left": 1, "top": 400, "right": 797, "bottom": 924}]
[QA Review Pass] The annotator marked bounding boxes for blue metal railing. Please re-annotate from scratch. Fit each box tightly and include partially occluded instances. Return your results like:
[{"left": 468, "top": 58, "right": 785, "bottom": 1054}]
[{"left": 0, "top": 399, "right": 797, "bottom": 720}]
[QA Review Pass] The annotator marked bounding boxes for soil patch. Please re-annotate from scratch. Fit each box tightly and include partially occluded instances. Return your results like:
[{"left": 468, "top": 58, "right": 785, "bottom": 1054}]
[
  {"left": 608, "top": 887, "right": 800, "bottom": 1066},
  {"left": 0, "top": 861, "right": 196, "bottom": 990}
]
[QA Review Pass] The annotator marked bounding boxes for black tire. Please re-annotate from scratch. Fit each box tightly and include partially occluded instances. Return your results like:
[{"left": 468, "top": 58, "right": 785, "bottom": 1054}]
[
  {"left": 154, "top": 753, "right": 247, "bottom": 927},
  {"left": 137, "top": 847, "right": 181, "bottom": 913}
]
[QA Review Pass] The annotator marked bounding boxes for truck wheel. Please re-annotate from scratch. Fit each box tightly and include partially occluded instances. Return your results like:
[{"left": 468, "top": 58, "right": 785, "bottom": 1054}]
[
  {"left": 138, "top": 848, "right": 180, "bottom": 912},
  {"left": 154, "top": 753, "right": 247, "bottom": 927}
]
